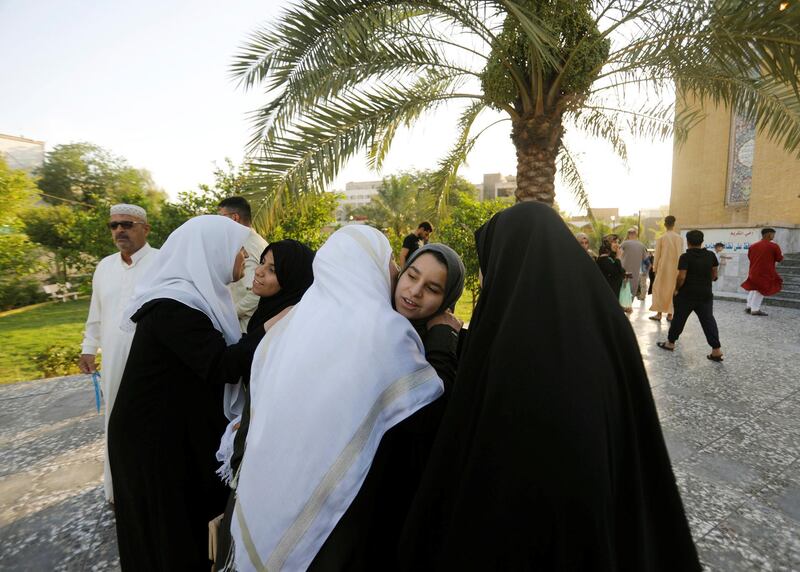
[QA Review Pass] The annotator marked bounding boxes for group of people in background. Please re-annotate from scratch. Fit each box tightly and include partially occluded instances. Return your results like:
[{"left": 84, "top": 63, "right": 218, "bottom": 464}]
[
  {"left": 577, "top": 215, "right": 785, "bottom": 363},
  {"left": 76, "top": 197, "right": 784, "bottom": 571}
]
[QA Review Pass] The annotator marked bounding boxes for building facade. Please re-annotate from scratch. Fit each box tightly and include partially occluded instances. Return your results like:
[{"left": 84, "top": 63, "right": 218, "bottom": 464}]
[
  {"left": 0, "top": 134, "right": 45, "bottom": 173},
  {"left": 669, "top": 94, "right": 800, "bottom": 297},
  {"left": 335, "top": 179, "right": 384, "bottom": 221},
  {"left": 480, "top": 173, "right": 517, "bottom": 201}
]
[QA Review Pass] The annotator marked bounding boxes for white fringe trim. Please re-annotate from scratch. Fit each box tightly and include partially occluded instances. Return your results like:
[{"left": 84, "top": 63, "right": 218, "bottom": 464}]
[{"left": 215, "top": 415, "right": 241, "bottom": 486}]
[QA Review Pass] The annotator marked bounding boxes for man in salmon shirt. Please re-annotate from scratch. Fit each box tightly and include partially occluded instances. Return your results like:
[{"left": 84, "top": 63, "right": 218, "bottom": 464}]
[{"left": 741, "top": 228, "right": 784, "bottom": 316}]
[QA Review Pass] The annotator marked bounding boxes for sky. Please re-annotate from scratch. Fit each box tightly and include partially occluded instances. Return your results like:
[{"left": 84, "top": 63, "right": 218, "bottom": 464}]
[{"left": 0, "top": 0, "right": 674, "bottom": 215}]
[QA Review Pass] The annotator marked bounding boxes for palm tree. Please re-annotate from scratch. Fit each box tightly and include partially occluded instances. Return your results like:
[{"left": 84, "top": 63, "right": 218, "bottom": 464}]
[
  {"left": 234, "top": 0, "right": 799, "bottom": 220},
  {"left": 358, "top": 174, "right": 420, "bottom": 238}
]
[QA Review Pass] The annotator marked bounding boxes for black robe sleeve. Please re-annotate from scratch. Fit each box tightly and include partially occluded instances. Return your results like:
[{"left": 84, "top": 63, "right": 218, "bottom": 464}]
[{"left": 146, "top": 299, "right": 265, "bottom": 384}]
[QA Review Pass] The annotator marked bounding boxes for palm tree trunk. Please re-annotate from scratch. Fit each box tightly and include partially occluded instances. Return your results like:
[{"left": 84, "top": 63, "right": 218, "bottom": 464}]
[{"left": 511, "top": 113, "right": 564, "bottom": 205}]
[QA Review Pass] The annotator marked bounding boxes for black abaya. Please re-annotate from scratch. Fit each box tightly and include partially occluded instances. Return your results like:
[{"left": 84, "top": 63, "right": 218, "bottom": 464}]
[
  {"left": 309, "top": 324, "right": 460, "bottom": 571},
  {"left": 597, "top": 253, "right": 625, "bottom": 297},
  {"left": 109, "top": 299, "right": 264, "bottom": 572},
  {"left": 399, "top": 201, "right": 700, "bottom": 570}
]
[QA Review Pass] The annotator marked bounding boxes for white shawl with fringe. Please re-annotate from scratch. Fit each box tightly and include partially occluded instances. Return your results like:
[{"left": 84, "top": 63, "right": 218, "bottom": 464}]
[
  {"left": 121, "top": 214, "right": 250, "bottom": 420},
  {"left": 230, "top": 225, "right": 442, "bottom": 572}
]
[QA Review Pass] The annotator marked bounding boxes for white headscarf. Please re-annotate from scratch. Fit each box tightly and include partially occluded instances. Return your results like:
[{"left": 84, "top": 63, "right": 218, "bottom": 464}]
[
  {"left": 229, "top": 225, "right": 443, "bottom": 572},
  {"left": 122, "top": 215, "right": 251, "bottom": 419}
]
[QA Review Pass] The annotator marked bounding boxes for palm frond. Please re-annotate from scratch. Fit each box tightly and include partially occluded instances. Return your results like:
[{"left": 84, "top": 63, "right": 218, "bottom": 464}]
[
  {"left": 557, "top": 146, "right": 592, "bottom": 215},
  {"left": 426, "top": 101, "right": 490, "bottom": 215},
  {"left": 249, "top": 71, "right": 481, "bottom": 203}
]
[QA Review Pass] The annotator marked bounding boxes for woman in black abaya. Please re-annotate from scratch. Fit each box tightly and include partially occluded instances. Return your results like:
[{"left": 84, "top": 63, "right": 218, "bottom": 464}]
[
  {"left": 399, "top": 201, "right": 700, "bottom": 571},
  {"left": 213, "top": 239, "right": 315, "bottom": 568},
  {"left": 109, "top": 215, "right": 266, "bottom": 572}
]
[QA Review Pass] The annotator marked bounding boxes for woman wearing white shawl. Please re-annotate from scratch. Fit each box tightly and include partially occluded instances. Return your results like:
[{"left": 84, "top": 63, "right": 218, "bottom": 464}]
[
  {"left": 109, "top": 215, "right": 269, "bottom": 572},
  {"left": 228, "top": 225, "right": 443, "bottom": 572}
]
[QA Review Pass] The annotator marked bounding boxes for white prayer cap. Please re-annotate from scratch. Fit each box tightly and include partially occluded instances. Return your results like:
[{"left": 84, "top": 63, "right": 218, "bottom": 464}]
[{"left": 110, "top": 203, "right": 147, "bottom": 221}]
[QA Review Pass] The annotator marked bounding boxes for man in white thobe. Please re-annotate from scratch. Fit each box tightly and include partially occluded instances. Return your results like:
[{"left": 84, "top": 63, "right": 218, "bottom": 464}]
[
  {"left": 218, "top": 196, "right": 269, "bottom": 332},
  {"left": 78, "top": 204, "right": 159, "bottom": 502}
]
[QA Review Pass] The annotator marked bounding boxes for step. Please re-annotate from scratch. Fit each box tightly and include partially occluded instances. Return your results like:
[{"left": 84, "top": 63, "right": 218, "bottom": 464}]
[
  {"left": 715, "top": 292, "right": 800, "bottom": 309},
  {"left": 779, "top": 258, "right": 800, "bottom": 267},
  {"left": 766, "top": 296, "right": 800, "bottom": 309},
  {"left": 779, "top": 266, "right": 800, "bottom": 276}
]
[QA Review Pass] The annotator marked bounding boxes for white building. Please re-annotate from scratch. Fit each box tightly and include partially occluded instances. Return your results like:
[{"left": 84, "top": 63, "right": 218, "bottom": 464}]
[
  {"left": 481, "top": 173, "right": 517, "bottom": 200},
  {"left": 0, "top": 134, "right": 45, "bottom": 173},
  {"left": 336, "top": 179, "right": 384, "bottom": 221}
]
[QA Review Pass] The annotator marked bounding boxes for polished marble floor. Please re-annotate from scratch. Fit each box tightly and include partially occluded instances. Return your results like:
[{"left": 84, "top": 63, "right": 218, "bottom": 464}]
[{"left": 0, "top": 297, "right": 797, "bottom": 571}]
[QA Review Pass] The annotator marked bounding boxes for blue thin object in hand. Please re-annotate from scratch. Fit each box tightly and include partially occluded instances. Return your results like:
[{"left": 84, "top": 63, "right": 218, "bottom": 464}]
[{"left": 91, "top": 371, "right": 102, "bottom": 413}]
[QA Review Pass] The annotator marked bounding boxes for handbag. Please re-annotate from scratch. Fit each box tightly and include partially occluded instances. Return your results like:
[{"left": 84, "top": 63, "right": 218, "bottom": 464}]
[
  {"left": 637, "top": 273, "right": 648, "bottom": 301},
  {"left": 619, "top": 278, "right": 633, "bottom": 307}
]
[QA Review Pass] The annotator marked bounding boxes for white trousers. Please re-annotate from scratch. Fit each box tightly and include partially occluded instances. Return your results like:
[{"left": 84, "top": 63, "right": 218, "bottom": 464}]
[{"left": 747, "top": 290, "right": 764, "bottom": 312}]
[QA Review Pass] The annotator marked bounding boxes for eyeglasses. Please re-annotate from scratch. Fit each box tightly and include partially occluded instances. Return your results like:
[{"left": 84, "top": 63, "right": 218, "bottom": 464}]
[{"left": 107, "top": 221, "right": 145, "bottom": 230}]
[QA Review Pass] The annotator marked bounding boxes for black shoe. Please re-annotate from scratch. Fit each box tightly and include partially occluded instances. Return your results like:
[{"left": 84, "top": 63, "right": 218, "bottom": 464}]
[
  {"left": 745, "top": 307, "right": 751, "bottom": 314},
  {"left": 751, "top": 310, "right": 768, "bottom": 316}
]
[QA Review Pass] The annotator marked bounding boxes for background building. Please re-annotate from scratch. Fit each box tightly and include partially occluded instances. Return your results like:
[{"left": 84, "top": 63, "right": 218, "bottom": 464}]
[
  {"left": 670, "top": 94, "right": 800, "bottom": 304},
  {"left": 335, "top": 179, "right": 383, "bottom": 221},
  {"left": 0, "top": 134, "right": 45, "bottom": 173},
  {"left": 480, "top": 173, "right": 516, "bottom": 200}
]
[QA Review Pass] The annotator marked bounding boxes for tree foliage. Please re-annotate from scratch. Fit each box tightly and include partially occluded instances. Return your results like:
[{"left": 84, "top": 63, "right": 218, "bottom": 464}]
[
  {"left": 0, "top": 159, "right": 48, "bottom": 308},
  {"left": 36, "top": 142, "right": 166, "bottom": 207},
  {"left": 356, "top": 169, "right": 477, "bottom": 254},
  {"left": 235, "top": 0, "right": 800, "bottom": 210},
  {"left": 268, "top": 191, "right": 340, "bottom": 250},
  {"left": 436, "top": 197, "right": 512, "bottom": 306},
  {"left": 0, "top": 157, "right": 39, "bottom": 229}
]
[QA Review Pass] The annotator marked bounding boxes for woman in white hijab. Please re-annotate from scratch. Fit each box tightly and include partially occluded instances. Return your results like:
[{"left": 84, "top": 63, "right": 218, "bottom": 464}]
[
  {"left": 225, "top": 225, "right": 443, "bottom": 572},
  {"left": 109, "top": 215, "right": 269, "bottom": 572}
]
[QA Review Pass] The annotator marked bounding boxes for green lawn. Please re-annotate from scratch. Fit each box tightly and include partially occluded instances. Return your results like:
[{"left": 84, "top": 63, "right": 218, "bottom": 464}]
[
  {"left": 454, "top": 290, "right": 475, "bottom": 324},
  {"left": 0, "top": 292, "right": 475, "bottom": 384},
  {"left": 0, "top": 299, "right": 89, "bottom": 383}
]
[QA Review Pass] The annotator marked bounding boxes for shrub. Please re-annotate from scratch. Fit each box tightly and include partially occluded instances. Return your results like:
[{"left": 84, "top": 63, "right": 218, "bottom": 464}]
[
  {"left": 0, "top": 277, "right": 48, "bottom": 311},
  {"left": 33, "top": 343, "right": 81, "bottom": 378}
]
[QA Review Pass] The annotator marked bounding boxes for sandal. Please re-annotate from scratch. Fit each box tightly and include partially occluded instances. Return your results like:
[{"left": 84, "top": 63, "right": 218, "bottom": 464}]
[
  {"left": 649, "top": 315, "right": 662, "bottom": 321},
  {"left": 707, "top": 354, "right": 724, "bottom": 362},
  {"left": 657, "top": 342, "right": 674, "bottom": 351}
]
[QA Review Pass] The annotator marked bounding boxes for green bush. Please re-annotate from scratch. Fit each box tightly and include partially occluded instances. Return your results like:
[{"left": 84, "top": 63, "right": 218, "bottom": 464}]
[
  {"left": 33, "top": 343, "right": 81, "bottom": 378},
  {"left": 0, "top": 277, "right": 48, "bottom": 310}
]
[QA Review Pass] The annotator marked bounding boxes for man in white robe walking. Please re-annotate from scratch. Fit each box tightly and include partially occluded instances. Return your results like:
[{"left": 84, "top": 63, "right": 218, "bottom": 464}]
[
  {"left": 78, "top": 204, "right": 159, "bottom": 502},
  {"left": 218, "top": 196, "right": 268, "bottom": 332}
]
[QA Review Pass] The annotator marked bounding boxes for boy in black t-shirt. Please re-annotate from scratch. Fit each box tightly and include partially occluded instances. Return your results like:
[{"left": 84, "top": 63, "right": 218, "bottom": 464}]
[
  {"left": 657, "top": 230, "right": 724, "bottom": 362},
  {"left": 399, "top": 221, "right": 433, "bottom": 266}
]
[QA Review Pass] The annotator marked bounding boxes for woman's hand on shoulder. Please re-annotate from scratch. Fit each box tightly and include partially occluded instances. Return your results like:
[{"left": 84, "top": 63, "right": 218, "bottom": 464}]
[
  {"left": 264, "top": 305, "right": 294, "bottom": 332},
  {"left": 427, "top": 310, "right": 463, "bottom": 332}
]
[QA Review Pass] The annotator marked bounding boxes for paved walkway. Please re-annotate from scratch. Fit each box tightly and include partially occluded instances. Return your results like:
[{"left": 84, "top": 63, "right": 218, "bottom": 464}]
[{"left": 0, "top": 298, "right": 798, "bottom": 571}]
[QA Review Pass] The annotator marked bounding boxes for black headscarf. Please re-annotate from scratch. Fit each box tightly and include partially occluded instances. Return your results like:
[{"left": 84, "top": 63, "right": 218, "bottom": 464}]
[
  {"left": 399, "top": 243, "right": 465, "bottom": 337},
  {"left": 245, "top": 240, "right": 315, "bottom": 334},
  {"left": 399, "top": 201, "right": 700, "bottom": 570}
]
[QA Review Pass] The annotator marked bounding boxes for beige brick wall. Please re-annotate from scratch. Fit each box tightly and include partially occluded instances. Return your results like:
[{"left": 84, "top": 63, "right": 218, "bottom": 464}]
[{"left": 669, "top": 96, "right": 800, "bottom": 228}]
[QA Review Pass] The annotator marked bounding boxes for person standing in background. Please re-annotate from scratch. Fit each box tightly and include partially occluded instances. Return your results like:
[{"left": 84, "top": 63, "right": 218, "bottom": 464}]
[
  {"left": 218, "top": 197, "right": 269, "bottom": 331},
  {"left": 78, "top": 204, "right": 160, "bottom": 503},
  {"left": 741, "top": 228, "right": 784, "bottom": 316},
  {"left": 576, "top": 232, "right": 597, "bottom": 260},
  {"left": 712, "top": 243, "right": 730, "bottom": 294},
  {"left": 649, "top": 216, "right": 684, "bottom": 322},
  {"left": 620, "top": 227, "right": 648, "bottom": 300},
  {"left": 399, "top": 222, "right": 433, "bottom": 267}
]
